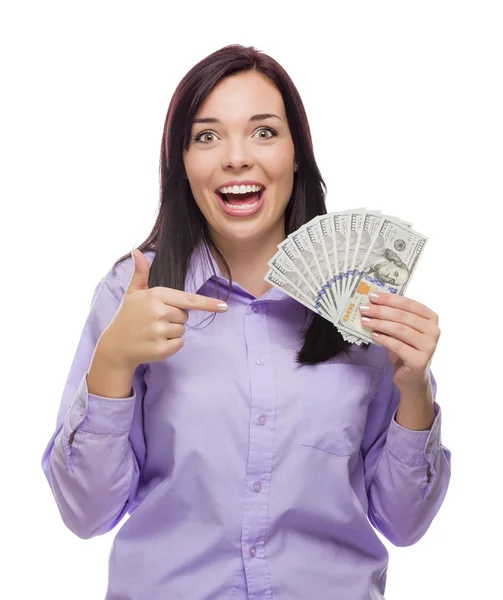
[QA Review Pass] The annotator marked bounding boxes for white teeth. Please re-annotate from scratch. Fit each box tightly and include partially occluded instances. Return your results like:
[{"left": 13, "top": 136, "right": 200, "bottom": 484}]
[
  {"left": 218, "top": 184, "right": 263, "bottom": 194},
  {"left": 223, "top": 198, "right": 260, "bottom": 210}
]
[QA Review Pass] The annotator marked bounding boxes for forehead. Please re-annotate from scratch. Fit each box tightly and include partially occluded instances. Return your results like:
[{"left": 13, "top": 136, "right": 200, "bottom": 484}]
[{"left": 194, "top": 71, "right": 286, "bottom": 120}]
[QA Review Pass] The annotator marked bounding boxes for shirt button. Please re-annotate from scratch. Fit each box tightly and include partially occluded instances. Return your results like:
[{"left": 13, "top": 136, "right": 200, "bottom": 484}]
[
  {"left": 249, "top": 546, "right": 257, "bottom": 557},
  {"left": 253, "top": 481, "right": 262, "bottom": 493},
  {"left": 79, "top": 402, "right": 86, "bottom": 416},
  {"left": 256, "top": 358, "right": 265, "bottom": 366},
  {"left": 258, "top": 415, "right": 267, "bottom": 426},
  {"left": 252, "top": 305, "right": 259, "bottom": 313}
]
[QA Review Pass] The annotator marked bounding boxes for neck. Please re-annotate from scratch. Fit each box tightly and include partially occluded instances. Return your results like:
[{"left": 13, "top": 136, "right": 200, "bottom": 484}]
[{"left": 210, "top": 224, "right": 286, "bottom": 299}]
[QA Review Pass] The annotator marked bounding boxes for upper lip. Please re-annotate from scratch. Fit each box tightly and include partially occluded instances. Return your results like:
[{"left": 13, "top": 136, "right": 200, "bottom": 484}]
[{"left": 215, "top": 180, "right": 266, "bottom": 192}]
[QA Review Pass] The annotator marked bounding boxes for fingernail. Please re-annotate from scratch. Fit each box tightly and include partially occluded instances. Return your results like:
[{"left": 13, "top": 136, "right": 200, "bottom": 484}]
[
  {"left": 361, "top": 316, "right": 371, "bottom": 324},
  {"left": 217, "top": 302, "right": 228, "bottom": 312},
  {"left": 359, "top": 305, "right": 370, "bottom": 312},
  {"left": 369, "top": 292, "right": 380, "bottom": 300}
]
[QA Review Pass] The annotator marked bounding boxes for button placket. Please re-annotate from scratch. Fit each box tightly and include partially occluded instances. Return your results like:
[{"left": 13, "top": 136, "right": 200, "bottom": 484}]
[{"left": 241, "top": 304, "right": 274, "bottom": 594}]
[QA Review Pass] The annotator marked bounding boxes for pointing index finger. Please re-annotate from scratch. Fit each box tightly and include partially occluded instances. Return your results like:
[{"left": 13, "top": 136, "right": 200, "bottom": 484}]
[{"left": 160, "top": 288, "right": 228, "bottom": 313}]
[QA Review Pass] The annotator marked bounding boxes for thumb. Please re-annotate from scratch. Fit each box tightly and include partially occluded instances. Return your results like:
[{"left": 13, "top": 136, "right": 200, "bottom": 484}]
[{"left": 126, "top": 249, "right": 150, "bottom": 293}]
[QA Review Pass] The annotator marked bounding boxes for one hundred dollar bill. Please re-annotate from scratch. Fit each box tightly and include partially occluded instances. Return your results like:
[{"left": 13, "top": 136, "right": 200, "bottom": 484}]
[
  {"left": 344, "top": 210, "right": 368, "bottom": 305},
  {"left": 304, "top": 218, "right": 340, "bottom": 316},
  {"left": 277, "top": 235, "right": 337, "bottom": 320},
  {"left": 337, "top": 218, "right": 428, "bottom": 343},
  {"left": 310, "top": 215, "right": 360, "bottom": 344},
  {"left": 334, "top": 211, "right": 353, "bottom": 300},
  {"left": 288, "top": 225, "right": 339, "bottom": 321},
  {"left": 318, "top": 214, "right": 340, "bottom": 305}
]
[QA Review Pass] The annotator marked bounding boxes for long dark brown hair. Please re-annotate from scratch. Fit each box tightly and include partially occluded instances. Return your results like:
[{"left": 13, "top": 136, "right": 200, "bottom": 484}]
[{"left": 112, "top": 44, "right": 352, "bottom": 365}]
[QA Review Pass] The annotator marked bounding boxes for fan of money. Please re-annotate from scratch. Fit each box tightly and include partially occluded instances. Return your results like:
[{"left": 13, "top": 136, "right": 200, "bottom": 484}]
[{"left": 264, "top": 209, "right": 427, "bottom": 345}]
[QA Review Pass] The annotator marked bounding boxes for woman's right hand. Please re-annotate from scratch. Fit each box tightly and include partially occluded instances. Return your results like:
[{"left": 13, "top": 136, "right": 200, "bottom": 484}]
[{"left": 99, "top": 249, "right": 228, "bottom": 371}]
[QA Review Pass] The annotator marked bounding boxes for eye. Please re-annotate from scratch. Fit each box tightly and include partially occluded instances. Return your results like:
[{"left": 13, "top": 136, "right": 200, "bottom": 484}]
[
  {"left": 255, "top": 127, "right": 277, "bottom": 139},
  {"left": 193, "top": 131, "right": 217, "bottom": 144}
]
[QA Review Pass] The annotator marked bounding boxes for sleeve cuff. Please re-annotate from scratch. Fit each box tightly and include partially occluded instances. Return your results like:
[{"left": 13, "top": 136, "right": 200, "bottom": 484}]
[
  {"left": 385, "top": 401, "right": 442, "bottom": 467},
  {"left": 67, "top": 371, "right": 137, "bottom": 435}
]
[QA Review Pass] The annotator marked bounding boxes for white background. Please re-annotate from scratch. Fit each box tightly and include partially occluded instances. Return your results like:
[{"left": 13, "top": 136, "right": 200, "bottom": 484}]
[{"left": 2, "top": 1, "right": 502, "bottom": 598}]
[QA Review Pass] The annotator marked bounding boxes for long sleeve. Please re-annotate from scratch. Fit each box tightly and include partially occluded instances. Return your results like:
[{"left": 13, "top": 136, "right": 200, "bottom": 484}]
[
  {"left": 41, "top": 276, "right": 144, "bottom": 540},
  {"left": 361, "top": 362, "right": 451, "bottom": 547}
]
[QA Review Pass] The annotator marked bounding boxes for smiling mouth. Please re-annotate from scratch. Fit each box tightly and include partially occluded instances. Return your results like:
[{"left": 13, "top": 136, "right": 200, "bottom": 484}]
[{"left": 217, "top": 188, "right": 264, "bottom": 209}]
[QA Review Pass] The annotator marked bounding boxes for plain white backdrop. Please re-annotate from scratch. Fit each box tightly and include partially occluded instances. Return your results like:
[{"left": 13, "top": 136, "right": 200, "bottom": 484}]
[{"left": 2, "top": 1, "right": 502, "bottom": 598}]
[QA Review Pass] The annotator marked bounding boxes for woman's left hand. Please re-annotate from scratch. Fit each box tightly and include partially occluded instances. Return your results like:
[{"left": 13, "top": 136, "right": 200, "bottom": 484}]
[{"left": 359, "top": 292, "right": 441, "bottom": 391}]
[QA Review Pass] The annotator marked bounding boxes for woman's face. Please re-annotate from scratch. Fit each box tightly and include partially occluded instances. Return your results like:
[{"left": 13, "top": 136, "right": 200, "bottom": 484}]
[{"left": 183, "top": 71, "right": 296, "bottom": 247}]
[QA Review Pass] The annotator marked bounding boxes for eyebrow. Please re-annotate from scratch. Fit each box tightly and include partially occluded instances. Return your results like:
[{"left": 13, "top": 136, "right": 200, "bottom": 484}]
[{"left": 192, "top": 113, "right": 283, "bottom": 125}]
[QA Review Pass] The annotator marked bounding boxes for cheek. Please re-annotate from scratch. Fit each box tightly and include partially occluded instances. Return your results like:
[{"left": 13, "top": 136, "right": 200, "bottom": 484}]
[
  {"left": 268, "top": 155, "right": 295, "bottom": 189},
  {"left": 264, "top": 140, "right": 294, "bottom": 175},
  {"left": 278, "top": 169, "right": 295, "bottom": 202},
  {"left": 184, "top": 161, "right": 213, "bottom": 205},
  {"left": 183, "top": 179, "right": 211, "bottom": 220},
  {"left": 274, "top": 178, "right": 295, "bottom": 214},
  {"left": 184, "top": 149, "right": 213, "bottom": 183}
]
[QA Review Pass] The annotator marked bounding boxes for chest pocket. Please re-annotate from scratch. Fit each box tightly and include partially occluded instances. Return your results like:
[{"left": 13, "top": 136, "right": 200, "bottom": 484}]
[{"left": 299, "top": 363, "right": 380, "bottom": 456}]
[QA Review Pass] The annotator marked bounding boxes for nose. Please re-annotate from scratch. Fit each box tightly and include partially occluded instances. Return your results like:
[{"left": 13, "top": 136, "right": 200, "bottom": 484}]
[{"left": 221, "top": 138, "right": 254, "bottom": 171}]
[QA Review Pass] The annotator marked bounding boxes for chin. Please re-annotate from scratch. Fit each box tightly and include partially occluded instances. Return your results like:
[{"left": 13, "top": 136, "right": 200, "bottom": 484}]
[
  {"left": 211, "top": 219, "right": 272, "bottom": 244},
  {"left": 223, "top": 226, "right": 266, "bottom": 243}
]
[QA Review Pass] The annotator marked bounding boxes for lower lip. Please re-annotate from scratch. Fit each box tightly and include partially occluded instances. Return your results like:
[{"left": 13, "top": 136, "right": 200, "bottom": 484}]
[{"left": 215, "top": 189, "right": 266, "bottom": 217}]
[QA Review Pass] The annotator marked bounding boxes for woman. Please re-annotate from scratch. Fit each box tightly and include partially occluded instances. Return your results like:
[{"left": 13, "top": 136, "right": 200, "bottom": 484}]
[{"left": 41, "top": 44, "right": 451, "bottom": 600}]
